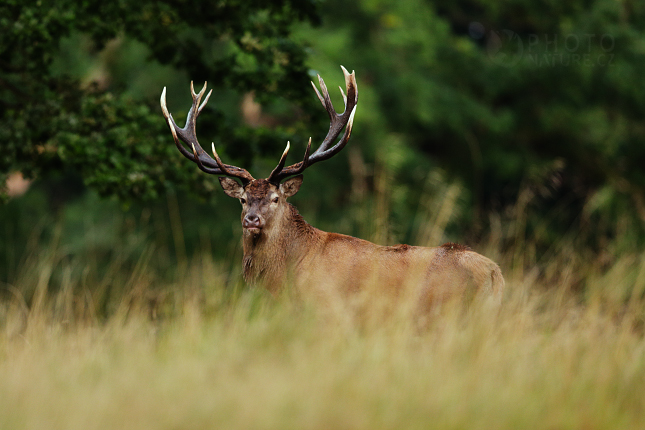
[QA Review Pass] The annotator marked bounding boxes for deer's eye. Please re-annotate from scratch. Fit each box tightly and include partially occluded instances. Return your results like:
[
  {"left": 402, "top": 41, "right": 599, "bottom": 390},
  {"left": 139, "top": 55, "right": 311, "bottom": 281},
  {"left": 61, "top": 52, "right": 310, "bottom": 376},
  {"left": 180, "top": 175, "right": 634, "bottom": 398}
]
[
  {"left": 272, "top": 196, "right": 279, "bottom": 203},
  {"left": 240, "top": 198, "right": 246, "bottom": 204}
]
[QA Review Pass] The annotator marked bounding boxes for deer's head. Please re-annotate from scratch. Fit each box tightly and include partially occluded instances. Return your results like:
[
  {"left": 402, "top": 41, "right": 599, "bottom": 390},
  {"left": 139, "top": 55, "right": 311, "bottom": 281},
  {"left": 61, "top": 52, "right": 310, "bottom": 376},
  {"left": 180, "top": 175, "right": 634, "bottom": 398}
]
[
  {"left": 160, "top": 66, "right": 357, "bottom": 236},
  {"left": 218, "top": 177, "right": 302, "bottom": 236}
]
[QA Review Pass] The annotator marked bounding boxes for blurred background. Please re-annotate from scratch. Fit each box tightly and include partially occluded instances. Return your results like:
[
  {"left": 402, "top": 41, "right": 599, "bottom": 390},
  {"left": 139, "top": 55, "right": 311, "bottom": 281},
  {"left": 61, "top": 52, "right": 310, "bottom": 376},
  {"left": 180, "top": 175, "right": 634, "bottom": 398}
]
[{"left": 2, "top": 0, "right": 645, "bottom": 310}]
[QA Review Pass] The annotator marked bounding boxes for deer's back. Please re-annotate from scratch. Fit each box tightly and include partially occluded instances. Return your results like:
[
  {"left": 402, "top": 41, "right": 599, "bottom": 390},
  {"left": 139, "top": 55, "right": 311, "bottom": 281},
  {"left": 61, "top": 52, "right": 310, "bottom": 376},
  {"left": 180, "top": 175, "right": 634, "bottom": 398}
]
[{"left": 295, "top": 232, "right": 503, "bottom": 307}]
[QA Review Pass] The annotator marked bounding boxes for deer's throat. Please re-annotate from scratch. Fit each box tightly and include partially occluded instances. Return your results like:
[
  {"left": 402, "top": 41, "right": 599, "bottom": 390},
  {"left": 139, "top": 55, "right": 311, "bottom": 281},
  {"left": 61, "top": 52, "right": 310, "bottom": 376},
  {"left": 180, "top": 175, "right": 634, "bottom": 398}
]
[{"left": 241, "top": 205, "right": 316, "bottom": 288}]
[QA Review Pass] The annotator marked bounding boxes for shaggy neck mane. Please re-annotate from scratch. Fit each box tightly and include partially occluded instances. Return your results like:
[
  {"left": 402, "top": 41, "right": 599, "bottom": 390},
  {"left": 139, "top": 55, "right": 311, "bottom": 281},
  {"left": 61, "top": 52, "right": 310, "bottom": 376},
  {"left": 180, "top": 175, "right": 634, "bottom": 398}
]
[{"left": 242, "top": 203, "right": 319, "bottom": 292}]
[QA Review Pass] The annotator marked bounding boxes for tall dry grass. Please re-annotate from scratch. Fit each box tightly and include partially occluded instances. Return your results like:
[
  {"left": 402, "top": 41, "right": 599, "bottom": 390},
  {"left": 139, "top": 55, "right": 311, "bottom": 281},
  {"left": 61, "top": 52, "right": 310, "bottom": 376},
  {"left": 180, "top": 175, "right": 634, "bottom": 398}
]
[
  {"left": 1, "top": 234, "right": 644, "bottom": 430},
  {"left": 1, "top": 183, "right": 645, "bottom": 430}
]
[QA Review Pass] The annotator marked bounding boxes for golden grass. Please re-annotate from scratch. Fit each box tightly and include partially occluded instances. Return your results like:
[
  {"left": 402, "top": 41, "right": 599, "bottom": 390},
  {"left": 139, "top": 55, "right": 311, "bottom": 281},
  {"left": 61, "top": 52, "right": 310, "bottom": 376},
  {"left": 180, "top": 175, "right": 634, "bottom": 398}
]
[{"left": 1, "top": 240, "right": 644, "bottom": 430}]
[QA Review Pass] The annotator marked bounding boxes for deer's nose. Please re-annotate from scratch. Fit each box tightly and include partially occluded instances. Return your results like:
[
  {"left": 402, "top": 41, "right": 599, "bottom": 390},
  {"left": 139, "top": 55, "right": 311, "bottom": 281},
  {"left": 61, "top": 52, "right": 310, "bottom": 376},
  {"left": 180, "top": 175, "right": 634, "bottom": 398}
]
[{"left": 243, "top": 213, "right": 262, "bottom": 229}]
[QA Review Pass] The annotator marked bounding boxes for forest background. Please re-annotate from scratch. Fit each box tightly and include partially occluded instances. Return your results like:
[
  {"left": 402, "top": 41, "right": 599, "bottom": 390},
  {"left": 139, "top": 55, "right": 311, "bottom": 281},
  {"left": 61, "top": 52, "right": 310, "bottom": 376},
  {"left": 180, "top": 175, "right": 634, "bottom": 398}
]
[{"left": 2, "top": 0, "right": 645, "bottom": 289}]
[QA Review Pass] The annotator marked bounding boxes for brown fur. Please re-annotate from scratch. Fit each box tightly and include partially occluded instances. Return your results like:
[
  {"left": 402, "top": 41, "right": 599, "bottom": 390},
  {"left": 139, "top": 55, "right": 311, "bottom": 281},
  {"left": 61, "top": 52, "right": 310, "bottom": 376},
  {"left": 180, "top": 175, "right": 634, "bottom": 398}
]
[
  {"left": 441, "top": 242, "right": 472, "bottom": 252},
  {"left": 244, "top": 180, "right": 276, "bottom": 200},
  {"left": 232, "top": 179, "right": 504, "bottom": 309}
]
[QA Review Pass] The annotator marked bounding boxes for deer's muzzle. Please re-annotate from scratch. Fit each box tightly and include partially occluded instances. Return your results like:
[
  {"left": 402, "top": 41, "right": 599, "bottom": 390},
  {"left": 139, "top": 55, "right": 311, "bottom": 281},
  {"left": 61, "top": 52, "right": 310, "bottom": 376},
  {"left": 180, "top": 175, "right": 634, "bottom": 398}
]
[{"left": 243, "top": 213, "right": 263, "bottom": 231}]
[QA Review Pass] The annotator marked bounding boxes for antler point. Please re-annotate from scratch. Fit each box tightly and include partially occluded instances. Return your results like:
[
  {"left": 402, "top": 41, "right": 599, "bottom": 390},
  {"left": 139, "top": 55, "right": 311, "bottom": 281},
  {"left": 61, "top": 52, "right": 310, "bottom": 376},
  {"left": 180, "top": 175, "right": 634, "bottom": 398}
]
[
  {"left": 350, "top": 105, "right": 357, "bottom": 120},
  {"left": 280, "top": 141, "right": 291, "bottom": 159},
  {"left": 160, "top": 87, "right": 169, "bottom": 115}
]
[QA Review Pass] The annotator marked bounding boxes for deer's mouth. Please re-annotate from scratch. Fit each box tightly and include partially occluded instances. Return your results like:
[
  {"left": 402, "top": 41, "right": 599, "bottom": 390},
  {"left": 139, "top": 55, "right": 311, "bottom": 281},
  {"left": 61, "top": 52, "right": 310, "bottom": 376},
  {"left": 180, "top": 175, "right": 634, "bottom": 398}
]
[
  {"left": 245, "top": 227, "right": 262, "bottom": 235},
  {"left": 243, "top": 218, "right": 264, "bottom": 235}
]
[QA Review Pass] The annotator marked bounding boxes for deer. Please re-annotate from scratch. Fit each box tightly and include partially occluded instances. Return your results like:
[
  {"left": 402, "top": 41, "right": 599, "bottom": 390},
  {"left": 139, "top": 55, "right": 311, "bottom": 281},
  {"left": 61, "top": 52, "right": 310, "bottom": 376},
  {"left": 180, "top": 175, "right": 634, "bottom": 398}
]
[{"left": 160, "top": 66, "right": 504, "bottom": 312}]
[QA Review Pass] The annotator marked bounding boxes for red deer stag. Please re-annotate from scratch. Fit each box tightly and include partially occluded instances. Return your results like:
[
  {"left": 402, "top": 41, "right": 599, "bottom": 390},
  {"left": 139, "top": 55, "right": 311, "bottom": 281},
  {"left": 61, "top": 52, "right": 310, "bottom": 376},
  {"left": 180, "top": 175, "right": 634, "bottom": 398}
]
[{"left": 160, "top": 66, "right": 504, "bottom": 309}]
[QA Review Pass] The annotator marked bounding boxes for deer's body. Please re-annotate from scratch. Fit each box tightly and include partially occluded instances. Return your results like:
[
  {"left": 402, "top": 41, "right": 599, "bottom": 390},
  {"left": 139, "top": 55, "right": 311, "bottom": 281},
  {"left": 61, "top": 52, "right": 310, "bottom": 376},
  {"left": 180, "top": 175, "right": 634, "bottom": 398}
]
[
  {"left": 161, "top": 66, "right": 504, "bottom": 311},
  {"left": 239, "top": 184, "right": 503, "bottom": 307}
]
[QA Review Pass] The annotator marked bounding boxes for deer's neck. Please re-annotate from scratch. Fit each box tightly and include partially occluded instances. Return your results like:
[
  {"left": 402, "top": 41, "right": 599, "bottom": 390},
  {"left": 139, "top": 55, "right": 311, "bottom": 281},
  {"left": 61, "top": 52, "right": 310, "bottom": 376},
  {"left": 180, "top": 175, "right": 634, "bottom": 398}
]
[{"left": 242, "top": 204, "right": 319, "bottom": 293}]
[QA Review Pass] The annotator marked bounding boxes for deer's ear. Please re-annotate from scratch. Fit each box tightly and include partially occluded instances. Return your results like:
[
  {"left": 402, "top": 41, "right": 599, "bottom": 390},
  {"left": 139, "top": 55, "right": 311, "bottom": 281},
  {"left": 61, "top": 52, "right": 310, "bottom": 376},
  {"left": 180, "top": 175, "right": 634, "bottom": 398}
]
[
  {"left": 219, "top": 177, "right": 244, "bottom": 199},
  {"left": 280, "top": 175, "right": 303, "bottom": 198}
]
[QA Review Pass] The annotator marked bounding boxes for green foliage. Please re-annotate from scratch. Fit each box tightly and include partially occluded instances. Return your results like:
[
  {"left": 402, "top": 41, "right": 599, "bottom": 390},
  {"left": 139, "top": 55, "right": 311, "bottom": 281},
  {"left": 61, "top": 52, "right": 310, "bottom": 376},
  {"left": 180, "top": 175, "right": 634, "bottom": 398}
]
[
  {"left": 1, "top": 0, "right": 319, "bottom": 201},
  {"left": 297, "top": 0, "right": 645, "bottom": 246}
]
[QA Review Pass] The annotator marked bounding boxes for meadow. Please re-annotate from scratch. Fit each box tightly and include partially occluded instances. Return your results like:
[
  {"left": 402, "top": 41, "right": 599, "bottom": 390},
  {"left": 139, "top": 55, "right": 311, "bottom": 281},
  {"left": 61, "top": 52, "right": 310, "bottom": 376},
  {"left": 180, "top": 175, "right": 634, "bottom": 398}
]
[
  {"left": 4, "top": 0, "right": 645, "bottom": 428},
  {"left": 1, "top": 200, "right": 644, "bottom": 430}
]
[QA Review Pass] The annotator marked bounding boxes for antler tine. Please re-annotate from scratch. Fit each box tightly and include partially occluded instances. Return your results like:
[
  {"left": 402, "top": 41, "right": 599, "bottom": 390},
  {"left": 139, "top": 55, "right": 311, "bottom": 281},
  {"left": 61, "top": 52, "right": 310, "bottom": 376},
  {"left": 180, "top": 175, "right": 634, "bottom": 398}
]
[
  {"left": 189, "top": 81, "right": 213, "bottom": 117},
  {"left": 289, "top": 137, "right": 313, "bottom": 177},
  {"left": 267, "top": 138, "right": 313, "bottom": 183},
  {"left": 268, "top": 141, "right": 291, "bottom": 181},
  {"left": 190, "top": 143, "right": 216, "bottom": 174},
  {"left": 199, "top": 89, "right": 213, "bottom": 114},
  {"left": 341, "top": 65, "right": 358, "bottom": 104},
  {"left": 302, "top": 137, "right": 312, "bottom": 163},
  {"left": 186, "top": 81, "right": 206, "bottom": 133},
  {"left": 160, "top": 83, "right": 254, "bottom": 183},
  {"left": 210, "top": 142, "right": 254, "bottom": 180},
  {"left": 317, "top": 74, "right": 335, "bottom": 120},
  {"left": 269, "top": 66, "right": 358, "bottom": 183},
  {"left": 190, "top": 81, "right": 199, "bottom": 101},
  {"left": 311, "top": 81, "right": 324, "bottom": 107}
]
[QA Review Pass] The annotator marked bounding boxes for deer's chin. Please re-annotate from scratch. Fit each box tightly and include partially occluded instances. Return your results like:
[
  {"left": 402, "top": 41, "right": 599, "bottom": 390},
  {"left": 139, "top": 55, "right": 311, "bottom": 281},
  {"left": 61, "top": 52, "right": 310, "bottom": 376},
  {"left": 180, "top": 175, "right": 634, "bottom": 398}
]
[{"left": 245, "top": 227, "right": 262, "bottom": 236}]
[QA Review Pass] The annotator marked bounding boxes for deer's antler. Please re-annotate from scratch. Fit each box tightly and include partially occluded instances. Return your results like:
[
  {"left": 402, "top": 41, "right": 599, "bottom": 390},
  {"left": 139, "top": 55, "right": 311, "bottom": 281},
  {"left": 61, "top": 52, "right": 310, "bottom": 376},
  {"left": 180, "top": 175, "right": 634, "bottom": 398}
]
[
  {"left": 267, "top": 66, "right": 358, "bottom": 184},
  {"left": 160, "top": 82, "right": 254, "bottom": 184}
]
